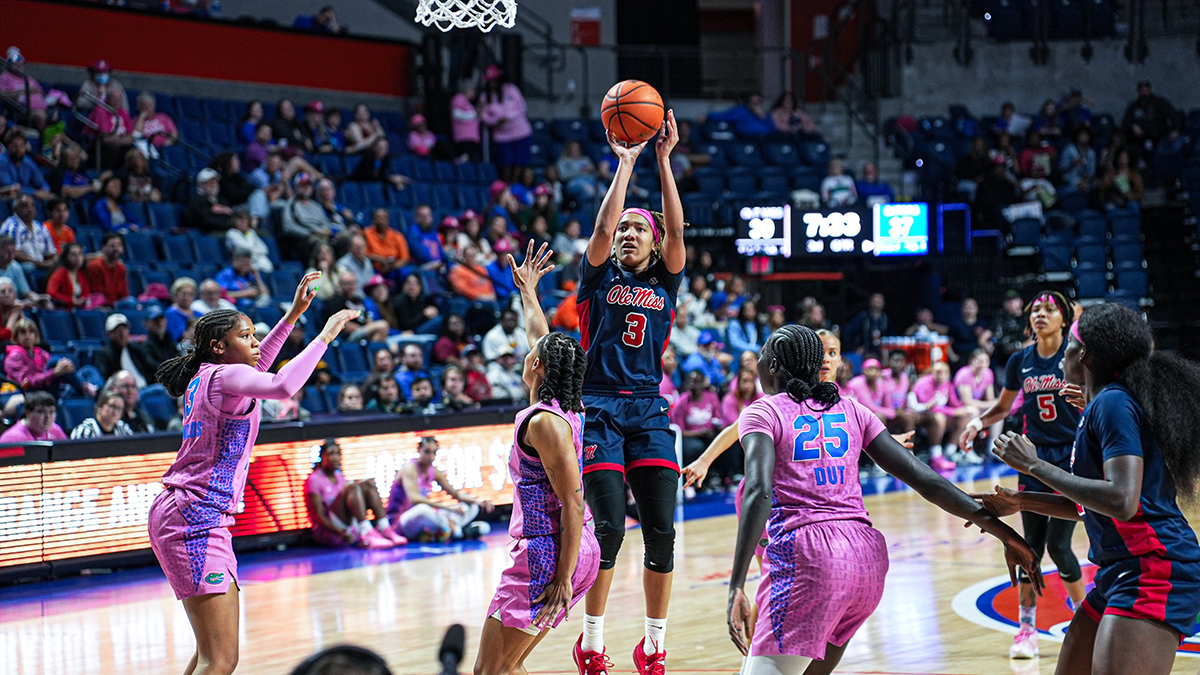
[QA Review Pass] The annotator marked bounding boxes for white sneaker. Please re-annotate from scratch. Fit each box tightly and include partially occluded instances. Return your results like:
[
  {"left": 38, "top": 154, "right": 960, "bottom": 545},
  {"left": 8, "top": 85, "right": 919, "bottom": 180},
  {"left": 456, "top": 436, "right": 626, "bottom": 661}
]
[
  {"left": 1009, "top": 626, "right": 1039, "bottom": 659},
  {"left": 961, "top": 450, "right": 986, "bottom": 465}
]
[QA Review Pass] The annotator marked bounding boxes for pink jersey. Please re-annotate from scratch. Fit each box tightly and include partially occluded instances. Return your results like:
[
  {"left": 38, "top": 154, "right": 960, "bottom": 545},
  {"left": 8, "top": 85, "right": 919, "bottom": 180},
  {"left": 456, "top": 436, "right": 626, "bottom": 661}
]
[
  {"left": 880, "top": 369, "right": 909, "bottom": 409},
  {"left": 844, "top": 375, "right": 894, "bottom": 419},
  {"left": 909, "top": 374, "right": 962, "bottom": 415},
  {"left": 159, "top": 321, "right": 324, "bottom": 523},
  {"left": 953, "top": 366, "right": 993, "bottom": 402},
  {"left": 388, "top": 459, "right": 436, "bottom": 518},
  {"left": 508, "top": 399, "right": 588, "bottom": 538},
  {"left": 738, "top": 393, "right": 887, "bottom": 533},
  {"left": 305, "top": 469, "right": 347, "bottom": 508}
]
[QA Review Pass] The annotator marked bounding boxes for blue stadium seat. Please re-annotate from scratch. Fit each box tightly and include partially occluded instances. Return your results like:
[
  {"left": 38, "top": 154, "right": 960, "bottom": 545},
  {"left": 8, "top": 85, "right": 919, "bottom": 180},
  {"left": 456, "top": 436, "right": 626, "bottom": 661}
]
[
  {"left": 193, "top": 236, "right": 227, "bottom": 264},
  {"left": 164, "top": 235, "right": 196, "bottom": 263},
  {"left": 206, "top": 122, "right": 233, "bottom": 147},
  {"left": 1074, "top": 242, "right": 1107, "bottom": 267},
  {"left": 202, "top": 98, "right": 231, "bottom": 123},
  {"left": 1110, "top": 240, "right": 1143, "bottom": 266},
  {"left": 682, "top": 194, "right": 715, "bottom": 226},
  {"left": 1114, "top": 262, "right": 1148, "bottom": 296},
  {"left": 124, "top": 309, "right": 148, "bottom": 337},
  {"left": 760, "top": 173, "right": 790, "bottom": 194},
  {"left": 434, "top": 185, "right": 458, "bottom": 210},
  {"left": 726, "top": 142, "right": 765, "bottom": 168},
  {"left": 550, "top": 119, "right": 589, "bottom": 143},
  {"left": 1110, "top": 216, "right": 1140, "bottom": 239},
  {"left": 147, "top": 203, "right": 180, "bottom": 231},
  {"left": 1052, "top": 0, "right": 1086, "bottom": 38},
  {"left": 477, "top": 162, "right": 499, "bottom": 183},
  {"left": 727, "top": 174, "right": 756, "bottom": 199},
  {"left": 1076, "top": 210, "right": 1107, "bottom": 238},
  {"left": 59, "top": 398, "right": 95, "bottom": 433},
  {"left": 587, "top": 119, "right": 608, "bottom": 142},
  {"left": 798, "top": 141, "right": 831, "bottom": 167},
  {"left": 1009, "top": 218, "right": 1041, "bottom": 247},
  {"left": 141, "top": 391, "right": 177, "bottom": 427},
  {"left": 178, "top": 119, "right": 208, "bottom": 145},
  {"left": 75, "top": 310, "right": 109, "bottom": 341},
  {"left": 410, "top": 159, "right": 435, "bottom": 182},
  {"left": 701, "top": 119, "right": 736, "bottom": 142},
  {"left": 39, "top": 310, "right": 80, "bottom": 345},
  {"left": 699, "top": 143, "right": 728, "bottom": 167},
  {"left": 361, "top": 182, "right": 388, "bottom": 208},
  {"left": 257, "top": 305, "right": 283, "bottom": 326},
  {"left": 763, "top": 142, "right": 801, "bottom": 167},
  {"left": 175, "top": 96, "right": 205, "bottom": 121},
  {"left": 338, "top": 182, "right": 363, "bottom": 207},
  {"left": 1074, "top": 262, "right": 1107, "bottom": 298},
  {"left": 123, "top": 232, "right": 160, "bottom": 262},
  {"left": 315, "top": 154, "right": 345, "bottom": 177},
  {"left": 434, "top": 161, "right": 457, "bottom": 182},
  {"left": 1056, "top": 191, "right": 1089, "bottom": 214},
  {"left": 1040, "top": 242, "right": 1072, "bottom": 272},
  {"left": 695, "top": 170, "right": 724, "bottom": 197},
  {"left": 455, "top": 162, "right": 479, "bottom": 184}
]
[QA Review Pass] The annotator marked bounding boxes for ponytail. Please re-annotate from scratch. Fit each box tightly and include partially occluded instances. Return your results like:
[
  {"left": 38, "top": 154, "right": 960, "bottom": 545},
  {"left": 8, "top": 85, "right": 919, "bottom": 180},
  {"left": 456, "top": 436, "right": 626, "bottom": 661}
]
[
  {"left": 155, "top": 309, "right": 243, "bottom": 397},
  {"left": 768, "top": 325, "right": 841, "bottom": 410}
]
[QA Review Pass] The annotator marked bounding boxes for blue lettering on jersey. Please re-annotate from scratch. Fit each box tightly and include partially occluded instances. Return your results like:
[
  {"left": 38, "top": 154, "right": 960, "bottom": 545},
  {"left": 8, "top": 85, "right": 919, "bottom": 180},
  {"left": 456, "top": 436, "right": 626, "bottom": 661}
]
[
  {"left": 184, "top": 377, "right": 200, "bottom": 419},
  {"left": 792, "top": 412, "right": 850, "bottom": 461}
]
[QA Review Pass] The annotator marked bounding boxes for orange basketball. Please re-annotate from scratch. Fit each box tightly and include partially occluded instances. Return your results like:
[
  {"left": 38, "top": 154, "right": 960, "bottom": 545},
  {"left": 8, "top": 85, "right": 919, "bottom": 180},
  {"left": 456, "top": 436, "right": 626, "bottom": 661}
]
[{"left": 600, "top": 80, "right": 664, "bottom": 145}]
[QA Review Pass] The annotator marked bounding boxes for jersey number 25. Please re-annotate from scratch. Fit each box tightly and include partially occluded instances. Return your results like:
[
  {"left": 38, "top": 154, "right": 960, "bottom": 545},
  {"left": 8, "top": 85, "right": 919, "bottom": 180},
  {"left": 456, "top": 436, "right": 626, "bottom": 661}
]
[
  {"left": 622, "top": 312, "right": 647, "bottom": 348},
  {"left": 792, "top": 413, "right": 850, "bottom": 461}
]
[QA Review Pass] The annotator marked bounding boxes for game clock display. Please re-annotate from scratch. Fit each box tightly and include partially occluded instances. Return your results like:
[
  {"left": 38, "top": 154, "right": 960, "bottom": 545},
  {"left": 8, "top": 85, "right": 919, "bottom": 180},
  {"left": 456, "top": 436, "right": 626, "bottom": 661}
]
[{"left": 735, "top": 203, "right": 930, "bottom": 258}]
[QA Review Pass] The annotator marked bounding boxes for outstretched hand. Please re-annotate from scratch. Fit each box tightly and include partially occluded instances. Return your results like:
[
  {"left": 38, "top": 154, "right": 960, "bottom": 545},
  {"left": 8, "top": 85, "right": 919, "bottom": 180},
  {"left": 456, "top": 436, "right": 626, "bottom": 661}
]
[
  {"left": 318, "top": 309, "right": 361, "bottom": 344},
  {"left": 993, "top": 431, "right": 1041, "bottom": 474},
  {"left": 655, "top": 109, "right": 679, "bottom": 159},
  {"left": 606, "top": 130, "right": 647, "bottom": 163},
  {"left": 1061, "top": 383, "right": 1087, "bottom": 410},
  {"left": 682, "top": 458, "right": 711, "bottom": 489},
  {"left": 510, "top": 240, "right": 555, "bottom": 292},
  {"left": 286, "top": 271, "right": 322, "bottom": 323}
]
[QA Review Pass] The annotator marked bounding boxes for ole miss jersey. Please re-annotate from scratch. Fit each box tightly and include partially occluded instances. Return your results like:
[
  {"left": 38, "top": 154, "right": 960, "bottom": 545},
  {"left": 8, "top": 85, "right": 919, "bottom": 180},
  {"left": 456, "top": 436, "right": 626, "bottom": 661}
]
[
  {"left": 1071, "top": 384, "right": 1200, "bottom": 565},
  {"left": 577, "top": 257, "right": 682, "bottom": 396},
  {"left": 1004, "top": 341, "right": 1080, "bottom": 448}
]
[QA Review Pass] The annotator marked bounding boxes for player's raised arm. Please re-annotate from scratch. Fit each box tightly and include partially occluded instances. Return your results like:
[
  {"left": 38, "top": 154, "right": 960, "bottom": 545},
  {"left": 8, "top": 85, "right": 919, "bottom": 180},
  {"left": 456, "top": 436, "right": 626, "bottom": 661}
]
[
  {"left": 655, "top": 110, "right": 685, "bottom": 275},
  {"left": 510, "top": 240, "right": 556, "bottom": 349},
  {"left": 586, "top": 132, "right": 645, "bottom": 267}
]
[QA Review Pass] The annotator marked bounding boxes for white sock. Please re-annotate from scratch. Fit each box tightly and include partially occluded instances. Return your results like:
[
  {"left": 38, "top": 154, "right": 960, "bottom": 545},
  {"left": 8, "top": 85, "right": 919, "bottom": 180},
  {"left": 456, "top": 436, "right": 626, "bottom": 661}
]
[
  {"left": 581, "top": 613, "right": 604, "bottom": 652},
  {"left": 355, "top": 520, "right": 373, "bottom": 537},
  {"left": 374, "top": 515, "right": 390, "bottom": 530},
  {"left": 1019, "top": 604, "right": 1036, "bottom": 628},
  {"left": 644, "top": 616, "right": 666, "bottom": 654},
  {"left": 929, "top": 444, "right": 944, "bottom": 458}
]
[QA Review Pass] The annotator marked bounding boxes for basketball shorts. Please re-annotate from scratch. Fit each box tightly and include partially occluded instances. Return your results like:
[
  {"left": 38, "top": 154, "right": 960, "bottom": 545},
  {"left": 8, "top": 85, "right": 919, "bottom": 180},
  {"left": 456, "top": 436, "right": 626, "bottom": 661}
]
[
  {"left": 581, "top": 394, "right": 678, "bottom": 474},
  {"left": 486, "top": 524, "right": 601, "bottom": 633},
  {"left": 1018, "top": 443, "right": 1073, "bottom": 493},
  {"left": 1082, "top": 556, "right": 1200, "bottom": 639},
  {"left": 752, "top": 520, "right": 889, "bottom": 660},
  {"left": 147, "top": 488, "right": 238, "bottom": 600}
]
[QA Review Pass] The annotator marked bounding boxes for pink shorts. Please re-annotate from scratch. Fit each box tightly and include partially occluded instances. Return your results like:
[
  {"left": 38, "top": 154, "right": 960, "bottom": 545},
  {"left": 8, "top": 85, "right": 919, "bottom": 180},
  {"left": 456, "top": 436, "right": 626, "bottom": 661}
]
[
  {"left": 486, "top": 525, "right": 601, "bottom": 632},
  {"left": 734, "top": 480, "right": 768, "bottom": 561},
  {"left": 148, "top": 488, "right": 239, "bottom": 600},
  {"left": 751, "top": 519, "right": 888, "bottom": 660}
]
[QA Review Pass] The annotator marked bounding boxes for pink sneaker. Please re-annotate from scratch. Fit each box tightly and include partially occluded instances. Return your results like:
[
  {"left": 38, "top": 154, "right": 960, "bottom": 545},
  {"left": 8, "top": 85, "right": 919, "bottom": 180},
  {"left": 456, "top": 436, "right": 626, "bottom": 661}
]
[
  {"left": 1009, "top": 625, "right": 1039, "bottom": 659},
  {"left": 930, "top": 455, "right": 957, "bottom": 472},
  {"left": 380, "top": 525, "right": 408, "bottom": 546},
  {"left": 359, "top": 528, "right": 395, "bottom": 549},
  {"left": 573, "top": 635, "right": 612, "bottom": 675},
  {"left": 632, "top": 638, "right": 666, "bottom": 675}
]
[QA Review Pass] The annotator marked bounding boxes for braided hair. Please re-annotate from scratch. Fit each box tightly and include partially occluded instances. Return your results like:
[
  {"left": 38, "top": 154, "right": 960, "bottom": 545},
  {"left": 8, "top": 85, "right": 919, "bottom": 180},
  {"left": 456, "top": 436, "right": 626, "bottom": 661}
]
[
  {"left": 1024, "top": 289, "right": 1074, "bottom": 339},
  {"left": 534, "top": 332, "right": 586, "bottom": 413},
  {"left": 155, "top": 309, "right": 244, "bottom": 397},
  {"left": 765, "top": 324, "right": 840, "bottom": 409},
  {"left": 1077, "top": 303, "right": 1200, "bottom": 501}
]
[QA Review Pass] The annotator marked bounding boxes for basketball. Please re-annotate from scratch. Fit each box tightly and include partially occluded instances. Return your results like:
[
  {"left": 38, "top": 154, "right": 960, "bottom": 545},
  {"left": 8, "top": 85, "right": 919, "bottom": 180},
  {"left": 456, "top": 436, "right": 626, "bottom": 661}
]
[{"left": 601, "top": 79, "right": 665, "bottom": 145}]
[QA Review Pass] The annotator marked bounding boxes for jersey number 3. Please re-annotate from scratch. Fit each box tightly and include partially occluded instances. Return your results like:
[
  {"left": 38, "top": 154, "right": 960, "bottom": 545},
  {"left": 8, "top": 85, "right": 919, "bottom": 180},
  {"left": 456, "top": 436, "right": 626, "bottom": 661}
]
[
  {"left": 622, "top": 312, "right": 647, "bottom": 348},
  {"left": 1036, "top": 393, "right": 1057, "bottom": 422}
]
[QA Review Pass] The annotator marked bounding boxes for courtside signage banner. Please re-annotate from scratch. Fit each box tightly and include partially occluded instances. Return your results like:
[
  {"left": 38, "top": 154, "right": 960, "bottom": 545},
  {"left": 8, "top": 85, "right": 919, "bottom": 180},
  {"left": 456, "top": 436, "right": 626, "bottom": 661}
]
[{"left": 0, "top": 424, "right": 516, "bottom": 568}]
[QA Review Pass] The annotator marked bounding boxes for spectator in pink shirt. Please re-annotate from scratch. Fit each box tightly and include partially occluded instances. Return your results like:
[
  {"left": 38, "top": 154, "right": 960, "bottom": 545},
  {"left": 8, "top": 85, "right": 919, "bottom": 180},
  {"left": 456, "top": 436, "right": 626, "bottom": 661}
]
[
  {"left": 87, "top": 89, "right": 135, "bottom": 169},
  {"left": 479, "top": 64, "right": 532, "bottom": 181},
  {"left": 406, "top": 114, "right": 437, "bottom": 157},
  {"left": 450, "top": 80, "right": 481, "bottom": 161},
  {"left": 953, "top": 349, "right": 1001, "bottom": 463},
  {"left": 344, "top": 103, "right": 386, "bottom": 155},
  {"left": 721, "top": 367, "right": 763, "bottom": 426},
  {"left": 845, "top": 358, "right": 896, "bottom": 421},
  {"left": 881, "top": 349, "right": 912, "bottom": 411},
  {"left": 0, "top": 391, "right": 66, "bottom": 443},
  {"left": 132, "top": 92, "right": 178, "bottom": 150},
  {"left": 0, "top": 48, "right": 52, "bottom": 131},
  {"left": 672, "top": 370, "right": 724, "bottom": 476},
  {"left": 908, "top": 361, "right": 975, "bottom": 470},
  {"left": 660, "top": 345, "right": 680, "bottom": 404}
]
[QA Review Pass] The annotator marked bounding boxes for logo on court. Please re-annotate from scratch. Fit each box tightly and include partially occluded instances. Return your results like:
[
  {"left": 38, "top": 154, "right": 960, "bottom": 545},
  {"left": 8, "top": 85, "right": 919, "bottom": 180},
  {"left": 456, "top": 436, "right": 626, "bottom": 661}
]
[
  {"left": 205, "top": 572, "right": 225, "bottom": 585},
  {"left": 584, "top": 445, "right": 597, "bottom": 460},
  {"left": 952, "top": 565, "right": 1200, "bottom": 657}
]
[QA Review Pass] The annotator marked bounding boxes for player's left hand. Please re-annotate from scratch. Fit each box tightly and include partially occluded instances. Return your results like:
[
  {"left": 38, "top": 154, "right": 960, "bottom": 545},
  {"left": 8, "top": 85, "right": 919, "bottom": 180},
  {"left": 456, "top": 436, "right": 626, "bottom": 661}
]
[
  {"left": 1004, "top": 537, "right": 1045, "bottom": 596},
  {"left": 286, "top": 270, "right": 321, "bottom": 322},
  {"left": 1061, "top": 383, "right": 1087, "bottom": 410},
  {"left": 509, "top": 240, "right": 555, "bottom": 292},
  {"left": 891, "top": 431, "right": 915, "bottom": 449},
  {"left": 727, "top": 586, "right": 753, "bottom": 656},
  {"left": 655, "top": 109, "right": 679, "bottom": 159},
  {"left": 993, "top": 431, "right": 1040, "bottom": 474},
  {"left": 532, "top": 577, "right": 573, "bottom": 630}
]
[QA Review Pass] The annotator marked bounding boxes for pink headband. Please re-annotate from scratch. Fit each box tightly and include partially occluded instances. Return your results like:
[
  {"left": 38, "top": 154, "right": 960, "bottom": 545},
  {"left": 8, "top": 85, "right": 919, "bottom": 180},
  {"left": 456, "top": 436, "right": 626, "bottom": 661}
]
[
  {"left": 862, "top": 358, "right": 882, "bottom": 370},
  {"left": 1069, "top": 319, "right": 1083, "bottom": 345},
  {"left": 1035, "top": 292, "right": 1057, "bottom": 307},
  {"left": 619, "top": 208, "right": 659, "bottom": 241}
]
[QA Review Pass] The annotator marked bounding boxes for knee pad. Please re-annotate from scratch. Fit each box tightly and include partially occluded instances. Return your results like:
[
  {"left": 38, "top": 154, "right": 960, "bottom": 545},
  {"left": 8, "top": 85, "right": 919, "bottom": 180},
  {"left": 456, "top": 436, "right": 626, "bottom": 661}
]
[
  {"left": 593, "top": 518, "right": 625, "bottom": 570},
  {"left": 1047, "top": 544, "right": 1083, "bottom": 582},
  {"left": 642, "top": 523, "right": 676, "bottom": 574}
]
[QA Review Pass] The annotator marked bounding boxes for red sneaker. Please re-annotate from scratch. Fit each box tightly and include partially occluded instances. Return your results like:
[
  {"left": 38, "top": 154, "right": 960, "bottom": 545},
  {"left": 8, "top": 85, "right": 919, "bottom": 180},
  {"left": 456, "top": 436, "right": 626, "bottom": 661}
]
[
  {"left": 632, "top": 638, "right": 666, "bottom": 675},
  {"left": 573, "top": 635, "right": 612, "bottom": 675}
]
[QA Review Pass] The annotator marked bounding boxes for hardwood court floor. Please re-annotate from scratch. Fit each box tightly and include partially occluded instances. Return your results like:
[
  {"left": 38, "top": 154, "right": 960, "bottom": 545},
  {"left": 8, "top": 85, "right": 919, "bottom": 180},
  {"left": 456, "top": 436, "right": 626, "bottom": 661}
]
[{"left": 3, "top": 475, "right": 1199, "bottom": 674}]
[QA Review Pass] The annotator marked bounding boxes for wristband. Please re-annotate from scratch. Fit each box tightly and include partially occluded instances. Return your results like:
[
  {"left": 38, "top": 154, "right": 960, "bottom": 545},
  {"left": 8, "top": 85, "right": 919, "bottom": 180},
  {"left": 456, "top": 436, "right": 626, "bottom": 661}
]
[{"left": 967, "top": 418, "right": 984, "bottom": 433}]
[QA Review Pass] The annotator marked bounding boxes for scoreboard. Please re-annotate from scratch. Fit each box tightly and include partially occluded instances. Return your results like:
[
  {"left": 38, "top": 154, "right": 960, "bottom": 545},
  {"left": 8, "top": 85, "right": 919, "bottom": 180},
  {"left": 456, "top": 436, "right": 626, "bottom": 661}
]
[{"left": 735, "top": 203, "right": 930, "bottom": 259}]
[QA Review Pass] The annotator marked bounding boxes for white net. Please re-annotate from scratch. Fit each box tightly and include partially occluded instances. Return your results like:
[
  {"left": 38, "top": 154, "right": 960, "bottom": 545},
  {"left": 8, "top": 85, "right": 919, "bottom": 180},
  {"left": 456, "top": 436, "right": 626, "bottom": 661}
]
[{"left": 415, "top": 0, "right": 517, "bottom": 32}]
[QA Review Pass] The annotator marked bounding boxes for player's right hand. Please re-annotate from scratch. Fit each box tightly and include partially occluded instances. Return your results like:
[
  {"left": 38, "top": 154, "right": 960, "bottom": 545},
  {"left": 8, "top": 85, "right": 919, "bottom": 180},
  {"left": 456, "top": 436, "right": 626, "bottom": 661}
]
[
  {"left": 1061, "top": 383, "right": 1087, "bottom": 410},
  {"left": 318, "top": 309, "right": 361, "bottom": 344},
  {"left": 970, "top": 484, "right": 1023, "bottom": 518},
  {"left": 727, "top": 587, "right": 753, "bottom": 656},
  {"left": 681, "top": 459, "right": 710, "bottom": 489},
  {"left": 1004, "top": 537, "right": 1044, "bottom": 596},
  {"left": 606, "top": 129, "right": 647, "bottom": 160},
  {"left": 509, "top": 240, "right": 555, "bottom": 291},
  {"left": 958, "top": 418, "right": 983, "bottom": 451}
]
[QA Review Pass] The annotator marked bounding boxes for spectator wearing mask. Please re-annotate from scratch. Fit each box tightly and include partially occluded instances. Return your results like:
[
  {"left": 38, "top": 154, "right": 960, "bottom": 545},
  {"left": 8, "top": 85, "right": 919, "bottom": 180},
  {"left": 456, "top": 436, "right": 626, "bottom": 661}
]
[
  {"left": 1, "top": 194, "right": 57, "bottom": 273},
  {"left": 42, "top": 198, "right": 76, "bottom": 253},
  {"left": 682, "top": 331, "right": 729, "bottom": 388},
  {"left": 0, "top": 391, "right": 66, "bottom": 442},
  {"left": 1059, "top": 126, "right": 1097, "bottom": 197},
  {"left": 820, "top": 158, "right": 857, "bottom": 207},
  {"left": 1121, "top": 80, "right": 1180, "bottom": 164},
  {"left": 350, "top": 138, "right": 410, "bottom": 190},
  {"left": 479, "top": 64, "right": 533, "bottom": 182},
  {"left": 103, "top": 370, "right": 156, "bottom": 433},
  {"left": 191, "top": 278, "right": 237, "bottom": 315},
  {"left": 485, "top": 344, "right": 525, "bottom": 402},
  {"left": 46, "top": 242, "right": 91, "bottom": 309},
  {"left": 91, "top": 176, "right": 144, "bottom": 233},
  {"left": 672, "top": 370, "right": 724, "bottom": 471},
  {"left": 135, "top": 305, "right": 177, "bottom": 375},
  {"left": 94, "top": 313, "right": 153, "bottom": 385},
  {"left": 85, "top": 233, "right": 129, "bottom": 306},
  {"left": 183, "top": 168, "right": 234, "bottom": 233},
  {"left": 394, "top": 344, "right": 430, "bottom": 400},
  {"left": 336, "top": 234, "right": 375, "bottom": 291},
  {"left": 393, "top": 272, "right": 441, "bottom": 334},
  {"left": 69, "top": 390, "right": 134, "bottom": 439},
  {"left": 364, "top": 208, "right": 410, "bottom": 283},
  {"left": 76, "top": 59, "right": 128, "bottom": 113},
  {"left": 281, "top": 172, "right": 333, "bottom": 260},
  {"left": 843, "top": 292, "right": 890, "bottom": 354},
  {"left": 450, "top": 80, "right": 481, "bottom": 161},
  {"left": 705, "top": 92, "right": 775, "bottom": 137},
  {"left": 48, "top": 146, "right": 95, "bottom": 201},
  {"left": 344, "top": 103, "right": 386, "bottom": 155},
  {"left": 132, "top": 92, "right": 178, "bottom": 151},
  {"left": 215, "top": 249, "right": 271, "bottom": 306},
  {"left": 224, "top": 207, "right": 273, "bottom": 274},
  {"left": 856, "top": 161, "right": 895, "bottom": 204},
  {"left": 325, "top": 270, "right": 390, "bottom": 343},
  {"left": 0, "top": 132, "right": 53, "bottom": 201},
  {"left": 481, "top": 309, "right": 528, "bottom": 361}
]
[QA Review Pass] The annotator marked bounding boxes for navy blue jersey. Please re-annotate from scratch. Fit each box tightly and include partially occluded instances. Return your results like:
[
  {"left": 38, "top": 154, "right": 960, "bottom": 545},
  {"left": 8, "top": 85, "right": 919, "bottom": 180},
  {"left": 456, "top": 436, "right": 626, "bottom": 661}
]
[
  {"left": 1071, "top": 384, "right": 1200, "bottom": 565},
  {"left": 577, "top": 257, "right": 682, "bottom": 396},
  {"left": 1004, "top": 342, "right": 1080, "bottom": 447}
]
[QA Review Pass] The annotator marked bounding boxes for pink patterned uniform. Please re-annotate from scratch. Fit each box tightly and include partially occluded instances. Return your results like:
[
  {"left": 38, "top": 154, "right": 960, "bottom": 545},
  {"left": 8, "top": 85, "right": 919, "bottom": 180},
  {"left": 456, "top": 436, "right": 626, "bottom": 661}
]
[
  {"left": 305, "top": 469, "right": 349, "bottom": 546},
  {"left": 738, "top": 393, "right": 891, "bottom": 660},
  {"left": 487, "top": 400, "right": 600, "bottom": 633},
  {"left": 147, "top": 320, "right": 326, "bottom": 600},
  {"left": 909, "top": 374, "right": 962, "bottom": 416}
]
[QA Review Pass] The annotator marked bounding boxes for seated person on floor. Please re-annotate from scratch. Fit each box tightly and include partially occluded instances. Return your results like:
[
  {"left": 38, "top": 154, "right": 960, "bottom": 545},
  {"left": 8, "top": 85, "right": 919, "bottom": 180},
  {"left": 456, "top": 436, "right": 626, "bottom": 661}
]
[
  {"left": 305, "top": 440, "right": 407, "bottom": 548},
  {"left": 386, "top": 436, "right": 493, "bottom": 542}
]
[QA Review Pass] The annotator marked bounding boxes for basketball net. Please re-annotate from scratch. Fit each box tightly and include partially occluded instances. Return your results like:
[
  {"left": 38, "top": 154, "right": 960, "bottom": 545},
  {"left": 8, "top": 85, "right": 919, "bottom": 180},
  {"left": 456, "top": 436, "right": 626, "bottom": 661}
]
[{"left": 415, "top": 0, "right": 517, "bottom": 32}]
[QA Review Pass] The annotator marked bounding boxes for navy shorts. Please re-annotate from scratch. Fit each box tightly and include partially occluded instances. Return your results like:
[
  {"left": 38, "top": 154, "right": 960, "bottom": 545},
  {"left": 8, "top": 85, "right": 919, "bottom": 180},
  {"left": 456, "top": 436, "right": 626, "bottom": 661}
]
[
  {"left": 1018, "top": 444, "right": 1073, "bottom": 493},
  {"left": 1082, "top": 556, "right": 1200, "bottom": 639},
  {"left": 582, "top": 394, "right": 678, "bottom": 475}
]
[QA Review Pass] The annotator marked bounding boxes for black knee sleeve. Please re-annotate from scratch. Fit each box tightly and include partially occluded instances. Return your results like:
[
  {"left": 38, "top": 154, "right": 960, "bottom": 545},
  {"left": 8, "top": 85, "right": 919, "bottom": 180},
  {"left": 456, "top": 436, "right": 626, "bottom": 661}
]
[
  {"left": 585, "top": 469, "right": 629, "bottom": 570},
  {"left": 1017, "top": 511, "right": 1050, "bottom": 583},
  {"left": 642, "top": 523, "right": 676, "bottom": 574},
  {"left": 593, "top": 517, "right": 626, "bottom": 570},
  {"left": 1046, "top": 518, "right": 1083, "bottom": 582},
  {"left": 627, "top": 466, "right": 679, "bottom": 574}
]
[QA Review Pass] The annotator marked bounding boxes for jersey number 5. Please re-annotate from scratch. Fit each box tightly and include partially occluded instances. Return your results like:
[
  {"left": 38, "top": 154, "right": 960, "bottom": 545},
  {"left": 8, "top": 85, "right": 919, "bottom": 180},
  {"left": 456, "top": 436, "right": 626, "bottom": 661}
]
[
  {"left": 622, "top": 312, "right": 647, "bottom": 348},
  {"left": 1036, "top": 393, "right": 1057, "bottom": 422}
]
